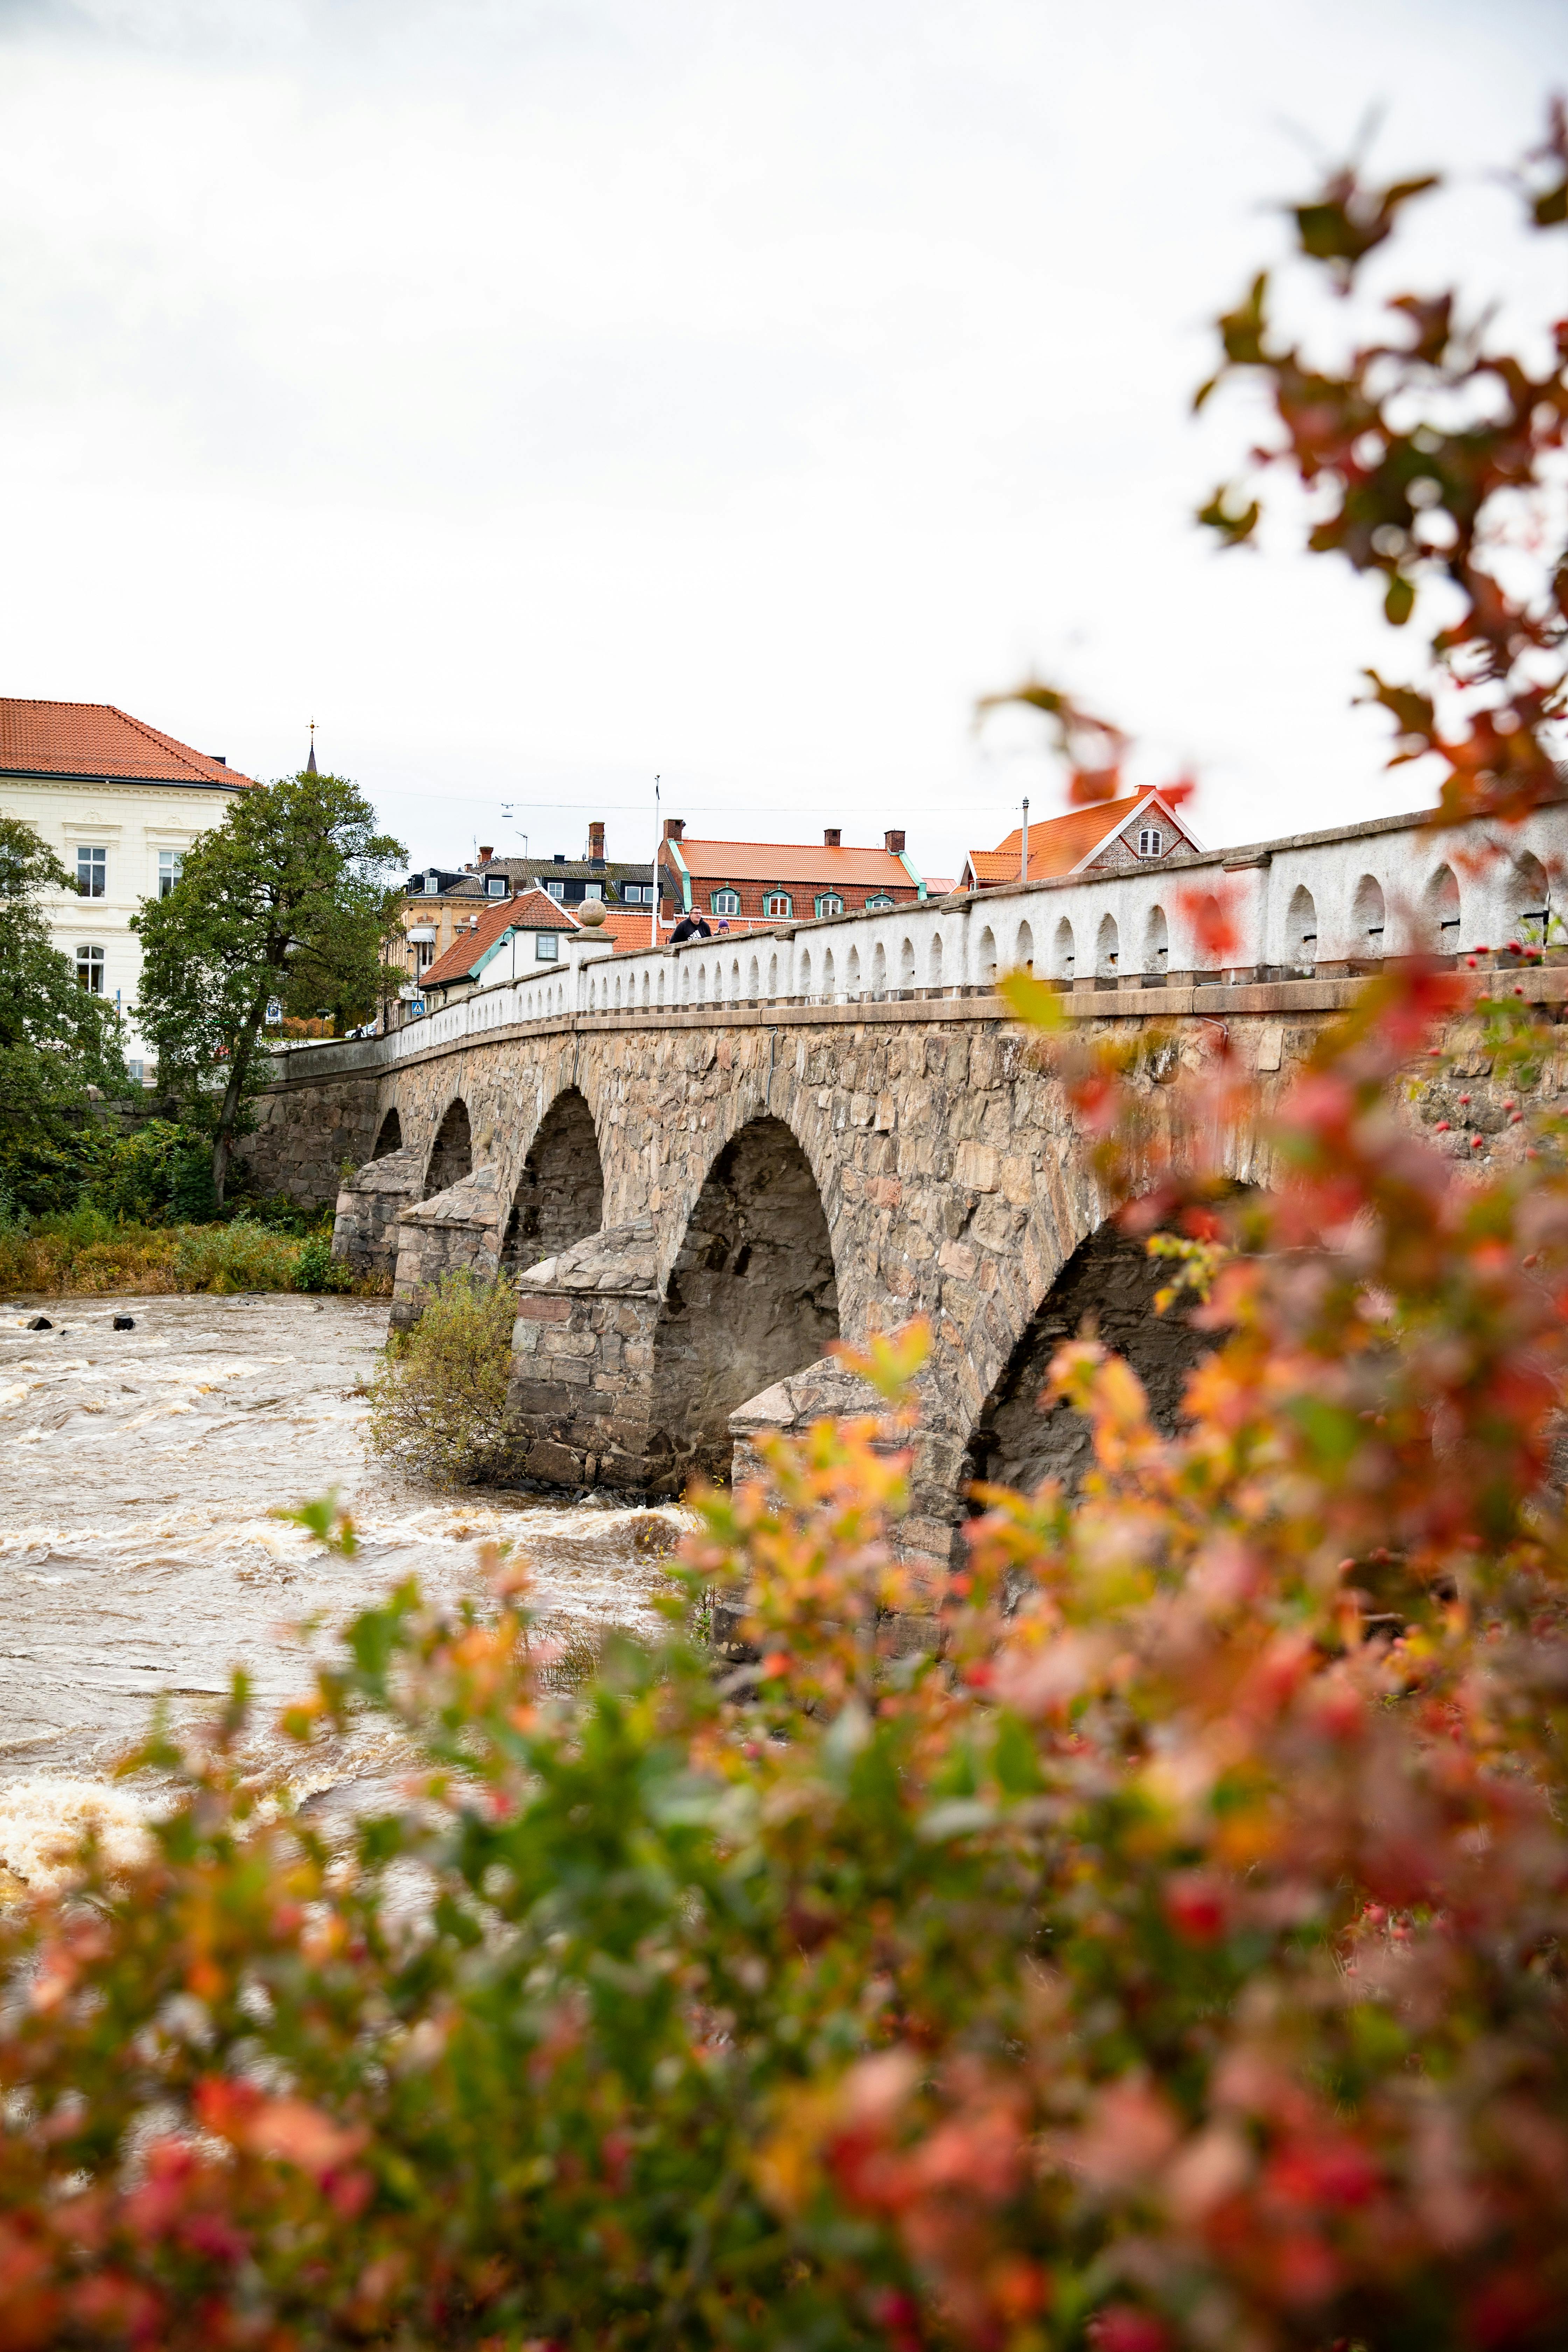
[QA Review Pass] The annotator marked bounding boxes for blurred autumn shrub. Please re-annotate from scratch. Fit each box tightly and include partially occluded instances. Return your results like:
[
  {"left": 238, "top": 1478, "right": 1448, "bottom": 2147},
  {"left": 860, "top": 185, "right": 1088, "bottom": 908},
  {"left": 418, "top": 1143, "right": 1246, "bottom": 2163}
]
[
  {"left": 1, "top": 952, "right": 1567, "bottom": 2352},
  {"left": 2, "top": 111, "right": 1568, "bottom": 2352}
]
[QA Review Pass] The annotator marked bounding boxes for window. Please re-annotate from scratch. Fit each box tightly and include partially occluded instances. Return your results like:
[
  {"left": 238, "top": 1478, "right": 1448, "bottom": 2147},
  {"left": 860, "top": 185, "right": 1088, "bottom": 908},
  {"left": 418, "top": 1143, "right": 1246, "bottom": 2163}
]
[
  {"left": 865, "top": 892, "right": 895, "bottom": 910},
  {"left": 425, "top": 872, "right": 440, "bottom": 894},
  {"left": 75, "top": 944, "right": 105, "bottom": 994},
  {"left": 76, "top": 846, "right": 106, "bottom": 898},
  {"left": 815, "top": 892, "right": 844, "bottom": 918},
  {"left": 546, "top": 878, "right": 565, "bottom": 899},
  {"left": 1138, "top": 828, "right": 1163, "bottom": 858},
  {"left": 584, "top": 881, "right": 604, "bottom": 901},
  {"left": 762, "top": 890, "right": 793, "bottom": 918},
  {"left": 535, "top": 932, "right": 559, "bottom": 961},
  {"left": 416, "top": 940, "right": 435, "bottom": 973},
  {"left": 712, "top": 888, "right": 741, "bottom": 916},
  {"left": 485, "top": 876, "right": 508, "bottom": 897},
  {"left": 158, "top": 849, "right": 183, "bottom": 897}
]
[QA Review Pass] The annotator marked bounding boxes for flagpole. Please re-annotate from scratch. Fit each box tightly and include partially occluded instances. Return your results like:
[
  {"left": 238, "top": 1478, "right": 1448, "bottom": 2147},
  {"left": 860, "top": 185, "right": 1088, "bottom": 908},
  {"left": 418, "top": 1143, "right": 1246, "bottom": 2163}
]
[{"left": 651, "top": 776, "right": 660, "bottom": 950}]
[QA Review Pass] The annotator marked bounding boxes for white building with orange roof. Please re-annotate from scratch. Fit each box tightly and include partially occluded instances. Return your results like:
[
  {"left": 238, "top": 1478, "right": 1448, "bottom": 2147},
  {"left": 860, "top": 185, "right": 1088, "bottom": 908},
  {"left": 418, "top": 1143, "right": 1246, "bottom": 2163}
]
[
  {"left": 657, "top": 817, "right": 925, "bottom": 928},
  {"left": 0, "top": 698, "right": 257, "bottom": 1078},
  {"left": 961, "top": 788, "right": 1202, "bottom": 891}
]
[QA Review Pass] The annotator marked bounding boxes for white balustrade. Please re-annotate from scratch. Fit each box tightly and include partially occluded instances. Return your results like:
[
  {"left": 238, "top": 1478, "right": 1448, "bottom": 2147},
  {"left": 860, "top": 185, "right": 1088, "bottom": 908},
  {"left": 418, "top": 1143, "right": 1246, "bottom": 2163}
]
[{"left": 272, "top": 802, "right": 1564, "bottom": 1083}]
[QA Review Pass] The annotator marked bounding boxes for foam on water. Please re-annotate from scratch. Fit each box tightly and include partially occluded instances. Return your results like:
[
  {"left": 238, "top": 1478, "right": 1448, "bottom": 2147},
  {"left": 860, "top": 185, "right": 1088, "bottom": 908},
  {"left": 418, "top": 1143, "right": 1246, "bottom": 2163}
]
[
  {"left": 0, "top": 1778, "right": 153, "bottom": 1891},
  {"left": 0, "top": 1293, "right": 689, "bottom": 1792}
]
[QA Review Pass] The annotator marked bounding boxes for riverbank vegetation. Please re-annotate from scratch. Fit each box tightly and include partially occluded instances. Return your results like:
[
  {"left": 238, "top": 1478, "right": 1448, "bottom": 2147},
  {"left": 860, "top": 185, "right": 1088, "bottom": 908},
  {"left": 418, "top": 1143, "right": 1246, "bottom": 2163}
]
[{"left": 0, "top": 1204, "right": 381, "bottom": 1297}]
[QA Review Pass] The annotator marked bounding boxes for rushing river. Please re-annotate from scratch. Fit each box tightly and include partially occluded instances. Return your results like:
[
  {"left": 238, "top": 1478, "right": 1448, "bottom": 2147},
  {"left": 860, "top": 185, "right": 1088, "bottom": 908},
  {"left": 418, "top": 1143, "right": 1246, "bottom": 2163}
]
[{"left": 0, "top": 1292, "right": 685, "bottom": 1893}]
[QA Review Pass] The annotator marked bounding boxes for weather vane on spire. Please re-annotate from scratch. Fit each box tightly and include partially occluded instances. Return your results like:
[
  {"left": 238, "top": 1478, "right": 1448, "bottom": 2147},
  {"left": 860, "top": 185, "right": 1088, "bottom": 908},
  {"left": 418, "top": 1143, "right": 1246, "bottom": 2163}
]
[{"left": 306, "top": 718, "right": 318, "bottom": 777}]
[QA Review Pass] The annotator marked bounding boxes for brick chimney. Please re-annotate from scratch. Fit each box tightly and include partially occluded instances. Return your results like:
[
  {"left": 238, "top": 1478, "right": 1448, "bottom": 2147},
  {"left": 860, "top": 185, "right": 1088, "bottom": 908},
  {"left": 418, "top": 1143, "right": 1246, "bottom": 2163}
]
[
  {"left": 884, "top": 828, "right": 905, "bottom": 855},
  {"left": 663, "top": 817, "right": 685, "bottom": 842},
  {"left": 478, "top": 846, "right": 493, "bottom": 863},
  {"left": 823, "top": 827, "right": 841, "bottom": 848},
  {"left": 588, "top": 820, "right": 606, "bottom": 865}
]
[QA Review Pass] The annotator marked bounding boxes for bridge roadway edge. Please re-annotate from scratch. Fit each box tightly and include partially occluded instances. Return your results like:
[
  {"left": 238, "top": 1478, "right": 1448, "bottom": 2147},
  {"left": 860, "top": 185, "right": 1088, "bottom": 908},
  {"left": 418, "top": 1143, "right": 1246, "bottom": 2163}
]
[{"left": 243, "top": 967, "right": 1568, "bottom": 1598}]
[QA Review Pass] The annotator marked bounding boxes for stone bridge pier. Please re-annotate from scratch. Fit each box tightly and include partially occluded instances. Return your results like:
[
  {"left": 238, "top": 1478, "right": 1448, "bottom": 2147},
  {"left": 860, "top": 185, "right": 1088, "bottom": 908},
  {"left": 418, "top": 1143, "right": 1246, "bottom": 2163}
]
[{"left": 243, "top": 959, "right": 1568, "bottom": 1582}]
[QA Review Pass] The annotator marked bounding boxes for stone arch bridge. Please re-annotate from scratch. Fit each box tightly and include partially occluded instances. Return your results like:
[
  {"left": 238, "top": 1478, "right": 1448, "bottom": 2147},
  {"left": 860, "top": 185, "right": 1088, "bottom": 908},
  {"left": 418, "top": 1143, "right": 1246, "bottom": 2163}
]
[{"left": 242, "top": 943, "right": 1568, "bottom": 1578}]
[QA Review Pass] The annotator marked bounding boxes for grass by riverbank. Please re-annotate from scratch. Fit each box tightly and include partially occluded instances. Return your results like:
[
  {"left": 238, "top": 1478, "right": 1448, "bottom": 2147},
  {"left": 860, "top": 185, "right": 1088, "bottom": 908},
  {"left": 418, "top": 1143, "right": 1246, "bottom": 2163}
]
[{"left": 0, "top": 1209, "right": 389, "bottom": 1298}]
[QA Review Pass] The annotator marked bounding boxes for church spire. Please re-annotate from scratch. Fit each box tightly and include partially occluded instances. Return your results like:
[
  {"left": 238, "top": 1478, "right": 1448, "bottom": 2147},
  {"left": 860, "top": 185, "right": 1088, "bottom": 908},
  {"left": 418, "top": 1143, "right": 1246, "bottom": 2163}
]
[{"left": 306, "top": 719, "right": 317, "bottom": 777}]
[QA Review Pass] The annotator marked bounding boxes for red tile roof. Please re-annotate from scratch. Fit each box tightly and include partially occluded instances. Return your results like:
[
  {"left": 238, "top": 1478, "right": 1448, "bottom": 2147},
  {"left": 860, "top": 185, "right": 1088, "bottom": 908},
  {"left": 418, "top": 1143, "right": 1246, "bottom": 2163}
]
[
  {"left": 965, "top": 794, "right": 1160, "bottom": 885},
  {"left": 421, "top": 887, "right": 578, "bottom": 988},
  {"left": 594, "top": 907, "right": 667, "bottom": 954},
  {"left": 668, "top": 836, "right": 914, "bottom": 889},
  {"left": 0, "top": 699, "right": 255, "bottom": 788}
]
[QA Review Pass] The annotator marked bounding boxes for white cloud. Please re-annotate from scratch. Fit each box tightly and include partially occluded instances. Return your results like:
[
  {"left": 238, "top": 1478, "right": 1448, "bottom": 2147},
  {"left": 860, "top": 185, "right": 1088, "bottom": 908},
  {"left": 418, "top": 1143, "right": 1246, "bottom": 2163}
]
[{"left": 0, "top": 0, "right": 1559, "bottom": 872}]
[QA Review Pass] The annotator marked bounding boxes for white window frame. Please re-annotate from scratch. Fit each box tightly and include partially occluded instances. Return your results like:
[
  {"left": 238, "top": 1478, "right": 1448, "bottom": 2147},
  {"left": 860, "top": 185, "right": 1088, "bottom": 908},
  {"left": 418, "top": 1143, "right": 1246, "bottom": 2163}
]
[
  {"left": 76, "top": 845, "right": 106, "bottom": 898},
  {"left": 583, "top": 880, "right": 604, "bottom": 900},
  {"left": 485, "top": 875, "right": 508, "bottom": 898},
  {"left": 1138, "top": 827, "right": 1163, "bottom": 859},
  {"left": 864, "top": 892, "right": 895, "bottom": 910},
  {"left": 546, "top": 878, "right": 565, "bottom": 899},
  {"left": 416, "top": 940, "right": 435, "bottom": 973},
  {"left": 815, "top": 892, "right": 844, "bottom": 918},
  {"left": 76, "top": 943, "right": 105, "bottom": 994},
  {"left": 158, "top": 849, "right": 183, "bottom": 897},
  {"left": 762, "top": 890, "right": 793, "bottom": 918},
  {"left": 535, "top": 932, "right": 560, "bottom": 962},
  {"left": 712, "top": 887, "right": 741, "bottom": 916}
]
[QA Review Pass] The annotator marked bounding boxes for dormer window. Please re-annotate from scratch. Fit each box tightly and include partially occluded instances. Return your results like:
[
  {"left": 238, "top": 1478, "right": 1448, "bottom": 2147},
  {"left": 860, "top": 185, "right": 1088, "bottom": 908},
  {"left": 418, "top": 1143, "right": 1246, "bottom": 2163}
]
[
  {"left": 546, "top": 879, "right": 565, "bottom": 899},
  {"left": 485, "top": 875, "right": 508, "bottom": 897},
  {"left": 1138, "top": 828, "right": 1163, "bottom": 859},
  {"left": 865, "top": 892, "right": 895, "bottom": 910},
  {"left": 762, "top": 890, "right": 793, "bottom": 918},
  {"left": 815, "top": 892, "right": 844, "bottom": 918},
  {"left": 425, "top": 871, "right": 439, "bottom": 894},
  {"left": 712, "top": 887, "right": 741, "bottom": 916}
]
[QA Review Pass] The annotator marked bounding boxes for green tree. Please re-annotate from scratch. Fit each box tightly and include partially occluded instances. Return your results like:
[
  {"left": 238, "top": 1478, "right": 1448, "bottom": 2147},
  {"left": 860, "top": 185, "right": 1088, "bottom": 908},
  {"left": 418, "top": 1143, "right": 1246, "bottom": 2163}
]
[
  {"left": 132, "top": 770, "right": 405, "bottom": 1205},
  {"left": 0, "top": 814, "right": 128, "bottom": 1213}
]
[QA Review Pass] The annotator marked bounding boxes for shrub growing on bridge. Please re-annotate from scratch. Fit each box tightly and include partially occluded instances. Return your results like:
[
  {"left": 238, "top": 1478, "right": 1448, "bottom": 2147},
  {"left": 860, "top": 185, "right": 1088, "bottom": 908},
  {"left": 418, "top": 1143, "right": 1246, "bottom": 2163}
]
[{"left": 364, "top": 1266, "right": 519, "bottom": 1484}]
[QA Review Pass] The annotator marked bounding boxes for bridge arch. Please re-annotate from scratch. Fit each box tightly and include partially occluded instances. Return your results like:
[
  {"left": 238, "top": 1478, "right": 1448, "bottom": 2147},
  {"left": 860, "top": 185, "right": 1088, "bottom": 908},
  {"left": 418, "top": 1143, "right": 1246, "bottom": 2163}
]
[
  {"left": 424, "top": 1098, "right": 472, "bottom": 1196},
  {"left": 502, "top": 1087, "right": 605, "bottom": 1271},
  {"left": 649, "top": 1113, "right": 840, "bottom": 1489},
  {"left": 372, "top": 1107, "right": 402, "bottom": 1158},
  {"left": 960, "top": 1212, "right": 1212, "bottom": 1505}
]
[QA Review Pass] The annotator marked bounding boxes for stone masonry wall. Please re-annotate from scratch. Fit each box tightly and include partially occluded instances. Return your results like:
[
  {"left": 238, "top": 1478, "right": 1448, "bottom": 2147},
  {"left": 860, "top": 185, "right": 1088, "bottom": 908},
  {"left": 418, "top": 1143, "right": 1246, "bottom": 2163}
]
[{"left": 247, "top": 969, "right": 1568, "bottom": 1544}]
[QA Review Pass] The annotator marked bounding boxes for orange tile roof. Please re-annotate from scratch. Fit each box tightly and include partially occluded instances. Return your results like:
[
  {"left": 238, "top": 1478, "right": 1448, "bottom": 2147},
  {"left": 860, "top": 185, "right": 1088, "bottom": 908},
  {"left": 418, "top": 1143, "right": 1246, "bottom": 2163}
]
[
  {"left": 966, "top": 794, "right": 1152, "bottom": 884},
  {"left": 421, "top": 887, "right": 577, "bottom": 988},
  {"left": 0, "top": 698, "right": 255, "bottom": 787},
  {"left": 594, "top": 908, "right": 667, "bottom": 954},
  {"left": 668, "top": 836, "right": 913, "bottom": 888}
]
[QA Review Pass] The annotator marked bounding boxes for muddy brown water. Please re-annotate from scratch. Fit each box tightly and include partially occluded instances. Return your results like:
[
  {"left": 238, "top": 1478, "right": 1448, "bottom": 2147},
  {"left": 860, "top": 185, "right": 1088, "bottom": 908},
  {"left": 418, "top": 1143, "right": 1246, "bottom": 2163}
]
[{"left": 0, "top": 1293, "right": 685, "bottom": 1890}]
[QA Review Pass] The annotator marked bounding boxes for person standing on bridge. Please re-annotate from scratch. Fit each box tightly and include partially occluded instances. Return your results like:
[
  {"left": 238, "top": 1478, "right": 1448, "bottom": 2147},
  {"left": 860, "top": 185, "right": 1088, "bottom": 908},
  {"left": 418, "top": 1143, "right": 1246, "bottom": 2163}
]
[{"left": 670, "top": 910, "right": 712, "bottom": 943}]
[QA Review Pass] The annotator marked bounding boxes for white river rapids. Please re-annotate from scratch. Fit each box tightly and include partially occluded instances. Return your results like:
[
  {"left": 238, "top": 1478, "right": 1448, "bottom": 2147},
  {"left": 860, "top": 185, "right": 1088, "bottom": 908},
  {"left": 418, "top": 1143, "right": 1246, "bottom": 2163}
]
[{"left": 0, "top": 1292, "right": 686, "bottom": 1892}]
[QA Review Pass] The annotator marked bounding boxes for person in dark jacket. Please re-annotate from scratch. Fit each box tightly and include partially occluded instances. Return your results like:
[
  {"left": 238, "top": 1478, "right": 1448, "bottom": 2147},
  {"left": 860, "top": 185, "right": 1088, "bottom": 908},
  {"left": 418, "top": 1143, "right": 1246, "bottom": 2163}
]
[{"left": 670, "top": 912, "right": 712, "bottom": 943}]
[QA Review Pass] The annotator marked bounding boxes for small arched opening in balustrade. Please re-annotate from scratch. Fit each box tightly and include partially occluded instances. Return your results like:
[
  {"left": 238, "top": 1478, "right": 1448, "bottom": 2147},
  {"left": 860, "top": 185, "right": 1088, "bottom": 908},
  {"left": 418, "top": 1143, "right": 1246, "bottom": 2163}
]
[
  {"left": 1052, "top": 918, "right": 1075, "bottom": 981},
  {"left": 1287, "top": 885, "right": 1317, "bottom": 972},
  {"left": 977, "top": 927, "right": 998, "bottom": 984},
  {"left": 871, "top": 941, "right": 887, "bottom": 994},
  {"left": 928, "top": 933, "right": 944, "bottom": 988},
  {"left": 1143, "top": 904, "right": 1168, "bottom": 977},
  {"left": 1096, "top": 912, "right": 1120, "bottom": 978},
  {"left": 1510, "top": 850, "right": 1550, "bottom": 948},
  {"left": 847, "top": 945, "right": 862, "bottom": 993},
  {"left": 1352, "top": 875, "right": 1386, "bottom": 958},
  {"left": 1422, "top": 866, "right": 1460, "bottom": 954}
]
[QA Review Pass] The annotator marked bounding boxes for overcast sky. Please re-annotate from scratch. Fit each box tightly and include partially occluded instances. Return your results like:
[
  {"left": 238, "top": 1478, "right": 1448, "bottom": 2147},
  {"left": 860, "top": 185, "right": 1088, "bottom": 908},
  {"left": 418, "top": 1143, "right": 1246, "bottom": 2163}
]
[{"left": 0, "top": 0, "right": 1561, "bottom": 880}]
